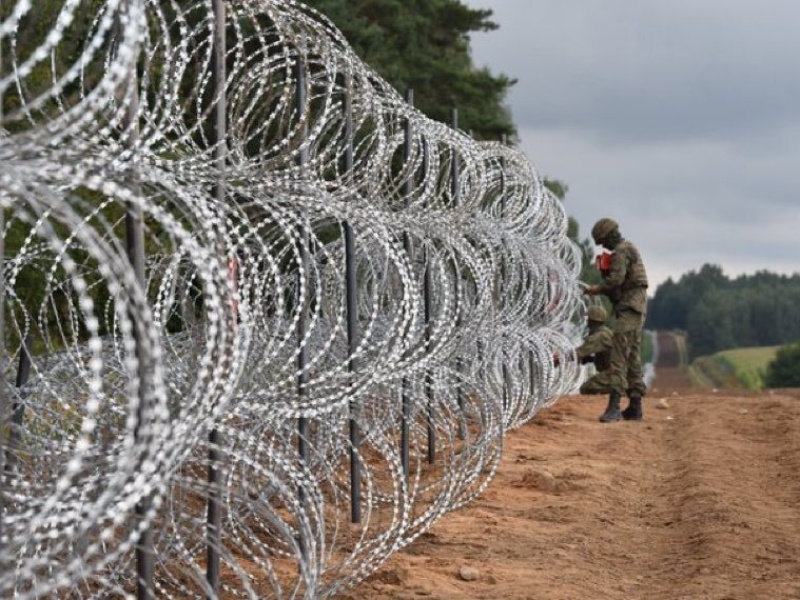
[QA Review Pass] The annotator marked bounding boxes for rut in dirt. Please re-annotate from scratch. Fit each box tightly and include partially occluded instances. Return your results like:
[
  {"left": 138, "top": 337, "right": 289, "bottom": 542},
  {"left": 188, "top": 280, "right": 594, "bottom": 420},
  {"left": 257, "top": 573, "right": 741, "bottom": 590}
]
[
  {"left": 632, "top": 337, "right": 800, "bottom": 599},
  {"left": 630, "top": 392, "right": 800, "bottom": 599},
  {"left": 579, "top": 330, "right": 800, "bottom": 598}
]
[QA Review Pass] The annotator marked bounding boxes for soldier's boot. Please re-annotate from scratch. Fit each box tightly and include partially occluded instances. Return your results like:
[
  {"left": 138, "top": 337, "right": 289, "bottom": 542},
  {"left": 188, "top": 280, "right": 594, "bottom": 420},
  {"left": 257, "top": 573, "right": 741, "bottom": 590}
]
[
  {"left": 598, "top": 392, "right": 622, "bottom": 423},
  {"left": 622, "top": 393, "right": 643, "bottom": 421}
]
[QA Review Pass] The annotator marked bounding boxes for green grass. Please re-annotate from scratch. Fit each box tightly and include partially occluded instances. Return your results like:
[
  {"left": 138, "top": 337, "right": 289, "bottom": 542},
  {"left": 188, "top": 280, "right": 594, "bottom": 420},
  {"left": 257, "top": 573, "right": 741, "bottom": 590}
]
[
  {"left": 687, "top": 355, "right": 741, "bottom": 389},
  {"left": 714, "top": 345, "right": 782, "bottom": 390},
  {"left": 688, "top": 345, "right": 782, "bottom": 390},
  {"left": 641, "top": 330, "right": 654, "bottom": 364}
]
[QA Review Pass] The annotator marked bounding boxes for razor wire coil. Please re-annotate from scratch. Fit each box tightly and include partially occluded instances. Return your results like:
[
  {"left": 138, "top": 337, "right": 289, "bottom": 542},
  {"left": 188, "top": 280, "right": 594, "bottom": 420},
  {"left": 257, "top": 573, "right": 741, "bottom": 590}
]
[{"left": 0, "top": 0, "right": 588, "bottom": 597}]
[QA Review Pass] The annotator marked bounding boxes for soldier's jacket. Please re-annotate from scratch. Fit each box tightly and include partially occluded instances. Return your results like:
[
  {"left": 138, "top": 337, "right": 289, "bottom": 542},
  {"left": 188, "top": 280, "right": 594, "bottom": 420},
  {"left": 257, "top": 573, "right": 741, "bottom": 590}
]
[
  {"left": 576, "top": 324, "right": 613, "bottom": 372},
  {"left": 599, "top": 239, "right": 648, "bottom": 314}
]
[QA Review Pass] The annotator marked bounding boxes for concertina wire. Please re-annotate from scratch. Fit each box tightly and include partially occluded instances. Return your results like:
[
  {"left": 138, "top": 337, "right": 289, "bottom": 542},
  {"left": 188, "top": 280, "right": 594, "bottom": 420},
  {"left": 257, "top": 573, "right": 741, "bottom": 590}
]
[{"left": 0, "top": 0, "right": 588, "bottom": 596}]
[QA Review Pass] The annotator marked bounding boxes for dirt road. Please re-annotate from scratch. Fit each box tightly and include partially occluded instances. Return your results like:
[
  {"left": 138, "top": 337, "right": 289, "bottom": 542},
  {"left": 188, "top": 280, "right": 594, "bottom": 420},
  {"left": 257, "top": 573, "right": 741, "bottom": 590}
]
[{"left": 344, "top": 333, "right": 800, "bottom": 599}]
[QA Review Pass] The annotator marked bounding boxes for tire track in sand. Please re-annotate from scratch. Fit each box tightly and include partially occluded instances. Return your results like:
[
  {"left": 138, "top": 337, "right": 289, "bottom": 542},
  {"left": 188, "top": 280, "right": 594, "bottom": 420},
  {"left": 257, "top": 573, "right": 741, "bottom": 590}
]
[{"left": 634, "top": 391, "right": 800, "bottom": 599}]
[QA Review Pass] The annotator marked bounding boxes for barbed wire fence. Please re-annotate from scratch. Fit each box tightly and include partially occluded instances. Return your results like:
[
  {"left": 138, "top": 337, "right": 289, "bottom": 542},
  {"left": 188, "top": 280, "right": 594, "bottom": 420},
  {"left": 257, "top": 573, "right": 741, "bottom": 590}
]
[{"left": 0, "top": 0, "right": 589, "bottom": 597}]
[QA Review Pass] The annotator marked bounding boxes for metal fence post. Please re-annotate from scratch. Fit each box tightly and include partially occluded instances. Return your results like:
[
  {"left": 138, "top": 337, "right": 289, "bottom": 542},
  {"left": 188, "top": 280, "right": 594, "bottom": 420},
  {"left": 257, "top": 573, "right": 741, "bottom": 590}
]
[
  {"left": 450, "top": 108, "right": 466, "bottom": 440},
  {"left": 294, "top": 53, "right": 310, "bottom": 564},
  {"left": 206, "top": 0, "right": 227, "bottom": 594},
  {"left": 424, "top": 242, "right": 435, "bottom": 464},
  {"left": 113, "top": 8, "right": 155, "bottom": 596},
  {"left": 400, "top": 88, "right": 413, "bottom": 480},
  {"left": 343, "top": 75, "right": 361, "bottom": 523},
  {"left": 0, "top": 11, "right": 7, "bottom": 570},
  {"left": 500, "top": 135, "right": 510, "bottom": 415},
  {"left": 4, "top": 332, "right": 32, "bottom": 477},
  {"left": 421, "top": 135, "right": 435, "bottom": 464}
]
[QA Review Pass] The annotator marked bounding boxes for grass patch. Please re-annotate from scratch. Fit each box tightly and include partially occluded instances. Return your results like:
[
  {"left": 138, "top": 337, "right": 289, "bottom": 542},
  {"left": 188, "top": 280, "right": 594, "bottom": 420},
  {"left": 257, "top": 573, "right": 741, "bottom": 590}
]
[
  {"left": 715, "top": 345, "right": 781, "bottom": 390},
  {"left": 686, "top": 361, "right": 715, "bottom": 388},
  {"left": 688, "top": 345, "right": 782, "bottom": 390},
  {"left": 688, "top": 355, "right": 742, "bottom": 389},
  {"left": 641, "top": 330, "right": 654, "bottom": 364}
]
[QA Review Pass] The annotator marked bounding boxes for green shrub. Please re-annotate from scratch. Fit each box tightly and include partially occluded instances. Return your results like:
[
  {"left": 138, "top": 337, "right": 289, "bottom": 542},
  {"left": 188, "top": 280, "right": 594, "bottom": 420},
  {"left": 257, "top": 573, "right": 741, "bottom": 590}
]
[
  {"left": 764, "top": 342, "right": 800, "bottom": 388},
  {"left": 641, "top": 330, "right": 654, "bottom": 364}
]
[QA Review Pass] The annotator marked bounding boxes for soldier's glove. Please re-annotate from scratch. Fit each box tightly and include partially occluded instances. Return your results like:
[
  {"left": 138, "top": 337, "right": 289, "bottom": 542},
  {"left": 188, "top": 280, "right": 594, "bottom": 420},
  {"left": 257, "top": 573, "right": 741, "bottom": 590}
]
[{"left": 584, "top": 284, "right": 600, "bottom": 295}]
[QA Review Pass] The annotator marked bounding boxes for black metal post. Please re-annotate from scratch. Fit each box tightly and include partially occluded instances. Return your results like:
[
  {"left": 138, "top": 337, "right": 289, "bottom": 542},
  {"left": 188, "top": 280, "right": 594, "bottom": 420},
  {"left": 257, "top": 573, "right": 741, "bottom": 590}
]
[
  {"left": 529, "top": 351, "right": 536, "bottom": 400},
  {"left": 206, "top": 426, "right": 222, "bottom": 598},
  {"left": 450, "top": 108, "right": 466, "bottom": 440},
  {"left": 4, "top": 332, "right": 32, "bottom": 477},
  {"left": 294, "top": 55, "right": 310, "bottom": 562},
  {"left": 421, "top": 131, "right": 435, "bottom": 464},
  {"left": 206, "top": 0, "right": 226, "bottom": 594},
  {"left": 413, "top": 125, "right": 436, "bottom": 463},
  {"left": 343, "top": 76, "right": 361, "bottom": 523},
  {"left": 0, "top": 175, "right": 5, "bottom": 573},
  {"left": 476, "top": 332, "right": 487, "bottom": 428},
  {"left": 115, "top": 12, "right": 154, "bottom": 596},
  {"left": 400, "top": 88, "right": 413, "bottom": 480},
  {"left": 499, "top": 135, "right": 509, "bottom": 415},
  {"left": 0, "top": 18, "right": 9, "bottom": 568},
  {"left": 424, "top": 252, "right": 435, "bottom": 464},
  {"left": 130, "top": 216, "right": 154, "bottom": 600}
]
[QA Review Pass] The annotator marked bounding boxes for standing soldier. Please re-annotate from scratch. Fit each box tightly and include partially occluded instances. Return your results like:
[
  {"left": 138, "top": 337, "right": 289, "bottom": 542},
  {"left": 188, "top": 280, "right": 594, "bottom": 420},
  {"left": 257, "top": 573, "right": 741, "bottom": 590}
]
[{"left": 585, "top": 218, "right": 649, "bottom": 422}]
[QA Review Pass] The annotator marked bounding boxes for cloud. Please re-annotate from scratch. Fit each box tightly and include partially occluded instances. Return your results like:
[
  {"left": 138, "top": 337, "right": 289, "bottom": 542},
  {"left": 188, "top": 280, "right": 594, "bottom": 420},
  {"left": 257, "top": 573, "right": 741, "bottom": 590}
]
[
  {"left": 464, "top": 0, "right": 800, "bottom": 288},
  {"left": 516, "top": 124, "right": 800, "bottom": 287},
  {"left": 469, "top": 0, "right": 800, "bottom": 144}
]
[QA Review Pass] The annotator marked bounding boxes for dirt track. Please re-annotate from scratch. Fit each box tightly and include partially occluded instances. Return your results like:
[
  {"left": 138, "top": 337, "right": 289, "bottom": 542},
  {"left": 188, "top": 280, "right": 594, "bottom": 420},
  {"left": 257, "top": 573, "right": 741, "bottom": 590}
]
[{"left": 345, "top": 333, "right": 800, "bottom": 599}]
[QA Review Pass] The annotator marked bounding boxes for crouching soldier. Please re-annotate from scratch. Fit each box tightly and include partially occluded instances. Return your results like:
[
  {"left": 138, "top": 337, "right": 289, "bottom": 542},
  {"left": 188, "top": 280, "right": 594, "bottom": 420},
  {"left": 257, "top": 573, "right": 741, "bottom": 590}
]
[{"left": 577, "top": 305, "right": 614, "bottom": 396}]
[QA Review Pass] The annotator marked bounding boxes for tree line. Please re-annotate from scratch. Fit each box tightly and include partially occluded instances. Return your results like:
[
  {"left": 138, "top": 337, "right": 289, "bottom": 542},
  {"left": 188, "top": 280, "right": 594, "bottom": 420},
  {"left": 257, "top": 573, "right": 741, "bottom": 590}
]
[
  {"left": 302, "top": 0, "right": 516, "bottom": 141},
  {"left": 647, "top": 264, "right": 800, "bottom": 359}
]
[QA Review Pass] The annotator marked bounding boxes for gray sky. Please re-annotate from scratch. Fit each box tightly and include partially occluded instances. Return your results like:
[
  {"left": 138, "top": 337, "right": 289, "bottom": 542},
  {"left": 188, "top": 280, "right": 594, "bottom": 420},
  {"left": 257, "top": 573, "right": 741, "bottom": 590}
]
[{"left": 463, "top": 0, "right": 800, "bottom": 290}]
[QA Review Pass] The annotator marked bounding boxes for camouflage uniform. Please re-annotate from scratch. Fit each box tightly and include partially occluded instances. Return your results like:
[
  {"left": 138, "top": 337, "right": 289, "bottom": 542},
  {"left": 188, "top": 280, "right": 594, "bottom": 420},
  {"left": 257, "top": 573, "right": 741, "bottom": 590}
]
[
  {"left": 594, "top": 238, "right": 649, "bottom": 397},
  {"left": 586, "top": 218, "right": 649, "bottom": 422},
  {"left": 577, "top": 321, "right": 614, "bottom": 395}
]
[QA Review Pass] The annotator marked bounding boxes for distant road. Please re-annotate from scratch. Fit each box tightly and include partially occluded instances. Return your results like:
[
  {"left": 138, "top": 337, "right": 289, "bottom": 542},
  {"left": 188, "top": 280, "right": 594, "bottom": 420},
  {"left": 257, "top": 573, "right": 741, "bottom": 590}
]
[{"left": 651, "top": 331, "right": 692, "bottom": 391}]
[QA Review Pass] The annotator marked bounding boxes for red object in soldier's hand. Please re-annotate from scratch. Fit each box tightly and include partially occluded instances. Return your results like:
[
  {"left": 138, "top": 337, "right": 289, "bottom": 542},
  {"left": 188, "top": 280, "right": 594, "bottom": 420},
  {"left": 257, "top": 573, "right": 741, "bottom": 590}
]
[{"left": 595, "top": 252, "right": 613, "bottom": 273}]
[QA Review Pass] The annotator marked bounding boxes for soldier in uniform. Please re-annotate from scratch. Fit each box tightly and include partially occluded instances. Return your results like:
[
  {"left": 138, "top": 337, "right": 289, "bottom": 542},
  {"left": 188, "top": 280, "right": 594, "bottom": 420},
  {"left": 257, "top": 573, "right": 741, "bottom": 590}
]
[
  {"left": 576, "top": 305, "right": 614, "bottom": 395},
  {"left": 585, "top": 218, "right": 649, "bottom": 422}
]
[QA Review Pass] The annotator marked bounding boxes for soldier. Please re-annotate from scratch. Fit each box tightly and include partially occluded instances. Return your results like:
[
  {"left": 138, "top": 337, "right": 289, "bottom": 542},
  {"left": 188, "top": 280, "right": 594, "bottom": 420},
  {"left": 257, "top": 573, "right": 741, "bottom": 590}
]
[
  {"left": 584, "top": 218, "right": 649, "bottom": 422},
  {"left": 576, "top": 305, "right": 614, "bottom": 395}
]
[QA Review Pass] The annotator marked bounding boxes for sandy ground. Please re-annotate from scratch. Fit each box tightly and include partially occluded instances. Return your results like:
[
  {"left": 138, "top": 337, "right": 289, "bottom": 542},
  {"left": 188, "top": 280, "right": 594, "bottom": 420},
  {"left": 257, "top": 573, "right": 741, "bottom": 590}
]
[{"left": 341, "top": 334, "right": 800, "bottom": 600}]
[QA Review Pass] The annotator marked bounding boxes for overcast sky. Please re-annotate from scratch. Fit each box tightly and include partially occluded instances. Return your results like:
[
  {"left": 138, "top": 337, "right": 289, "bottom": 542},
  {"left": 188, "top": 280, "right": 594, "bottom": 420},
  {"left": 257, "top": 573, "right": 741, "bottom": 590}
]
[{"left": 462, "top": 0, "right": 800, "bottom": 290}]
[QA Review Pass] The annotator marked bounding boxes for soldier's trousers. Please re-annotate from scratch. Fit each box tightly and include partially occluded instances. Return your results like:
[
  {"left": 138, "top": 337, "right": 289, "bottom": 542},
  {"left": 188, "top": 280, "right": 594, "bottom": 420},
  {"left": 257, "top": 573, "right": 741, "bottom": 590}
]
[{"left": 581, "top": 309, "right": 646, "bottom": 397}]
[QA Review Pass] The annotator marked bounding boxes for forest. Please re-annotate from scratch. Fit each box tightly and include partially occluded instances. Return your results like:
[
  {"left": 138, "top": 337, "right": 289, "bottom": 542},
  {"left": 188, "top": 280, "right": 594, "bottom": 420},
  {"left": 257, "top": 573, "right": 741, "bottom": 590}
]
[
  {"left": 647, "top": 264, "right": 800, "bottom": 359},
  {"left": 302, "top": 0, "right": 517, "bottom": 141}
]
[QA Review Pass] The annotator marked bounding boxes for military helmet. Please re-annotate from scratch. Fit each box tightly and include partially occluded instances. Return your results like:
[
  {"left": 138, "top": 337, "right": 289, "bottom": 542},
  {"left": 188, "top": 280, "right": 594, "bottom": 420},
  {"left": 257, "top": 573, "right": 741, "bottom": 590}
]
[
  {"left": 586, "top": 305, "right": 608, "bottom": 323},
  {"left": 591, "top": 218, "right": 618, "bottom": 244}
]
